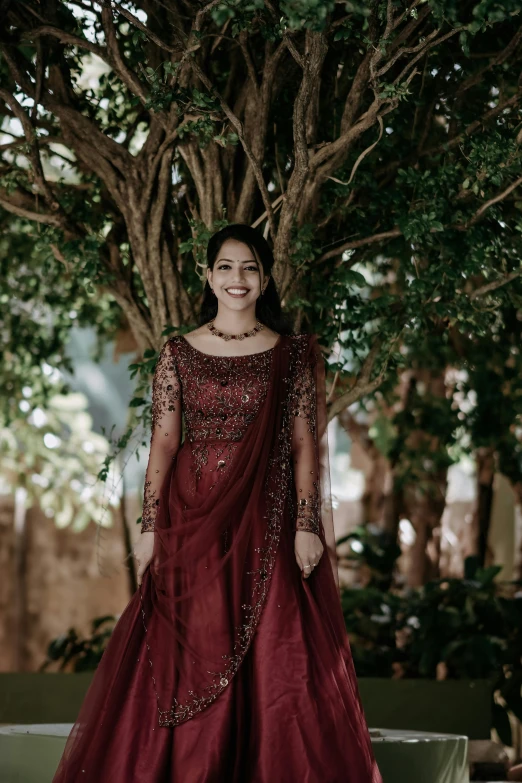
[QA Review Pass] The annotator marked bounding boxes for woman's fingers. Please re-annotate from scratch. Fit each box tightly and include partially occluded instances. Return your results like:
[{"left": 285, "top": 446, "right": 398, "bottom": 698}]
[
  {"left": 296, "top": 552, "right": 312, "bottom": 578},
  {"left": 136, "top": 559, "right": 150, "bottom": 586},
  {"left": 294, "top": 534, "right": 324, "bottom": 579}
]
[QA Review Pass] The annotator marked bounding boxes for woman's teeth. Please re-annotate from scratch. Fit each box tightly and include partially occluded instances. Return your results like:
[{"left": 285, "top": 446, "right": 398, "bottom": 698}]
[{"left": 226, "top": 289, "right": 249, "bottom": 297}]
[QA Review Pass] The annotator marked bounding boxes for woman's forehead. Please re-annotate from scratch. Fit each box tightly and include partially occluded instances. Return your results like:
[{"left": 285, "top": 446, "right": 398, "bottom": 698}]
[{"left": 217, "top": 238, "right": 257, "bottom": 262}]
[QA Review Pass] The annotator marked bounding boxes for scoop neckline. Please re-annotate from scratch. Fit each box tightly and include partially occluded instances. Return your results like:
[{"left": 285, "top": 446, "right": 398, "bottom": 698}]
[{"left": 179, "top": 333, "right": 283, "bottom": 359}]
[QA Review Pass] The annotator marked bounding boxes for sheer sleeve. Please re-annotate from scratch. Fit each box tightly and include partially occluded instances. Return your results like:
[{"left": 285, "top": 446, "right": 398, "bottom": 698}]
[
  {"left": 140, "top": 339, "right": 182, "bottom": 534},
  {"left": 291, "top": 350, "right": 321, "bottom": 536}
]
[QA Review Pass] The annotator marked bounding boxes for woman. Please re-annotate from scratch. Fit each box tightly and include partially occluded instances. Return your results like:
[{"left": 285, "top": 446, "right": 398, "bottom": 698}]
[{"left": 52, "top": 224, "right": 382, "bottom": 783}]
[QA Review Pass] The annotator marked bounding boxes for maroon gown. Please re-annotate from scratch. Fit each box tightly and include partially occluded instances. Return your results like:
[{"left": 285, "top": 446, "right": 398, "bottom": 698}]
[{"left": 52, "top": 332, "right": 382, "bottom": 783}]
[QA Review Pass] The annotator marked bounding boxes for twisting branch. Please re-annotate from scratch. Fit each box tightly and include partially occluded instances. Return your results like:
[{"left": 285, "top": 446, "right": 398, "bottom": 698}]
[
  {"left": 239, "top": 31, "right": 259, "bottom": 90},
  {"left": 274, "top": 30, "right": 328, "bottom": 293},
  {"left": 100, "top": 8, "right": 149, "bottom": 106},
  {"left": 469, "top": 269, "right": 522, "bottom": 300},
  {"left": 0, "top": 87, "right": 81, "bottom": 236},
  {"left": 326, "top": 114, "right": 384, "bottom": 187},
  {"left": 310, "top": 97, "right": 382, "bottom": 171},
  {"left": 141, "top": 120, "right": 192, "bottom": 213},
  {"left": 0, "top": 189, "right": 68, "bottom": 228},
  {"left": 369, "top": 3, "right": 431, "bottom": 81},
  {"left": 93, "top": 0, "right": 179, "bottom": 55},
  {"left": 284, "top": 34, "right": 306, "bottom": 69},
  {"left": 391, "top": 28, "right": 460, "bottom": 86},
  {"left": 0, "top": 88, "right": 56, "bottom": 206},
  {"left": 21, "top": 25, "right": 106, "bottom": 58},
  {"left": 194, "top": 0, "right": 223, "bottom": 31},
  {"left": 327, "top": 334, "right": 401, "bottom": 421},
  {"left": 376, "top": 25, "right": 442, "bottom": 78},
  {"left": 188, "top": 58, "right": 277, "bottom": 238},
  {"left": 462, "top": 174, "right": 522, "bottom": 228},
  {"left": 319, "top": 228, "right": 402, "bottom": 262}
]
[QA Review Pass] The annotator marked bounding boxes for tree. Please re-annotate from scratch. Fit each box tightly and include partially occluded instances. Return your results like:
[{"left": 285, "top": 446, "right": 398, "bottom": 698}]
[
  {"left": 2, "top": 1, "right": 522, "bottom": 580},
  {"left": 1, "top": 0, "right": 520, "bottom": 376}
]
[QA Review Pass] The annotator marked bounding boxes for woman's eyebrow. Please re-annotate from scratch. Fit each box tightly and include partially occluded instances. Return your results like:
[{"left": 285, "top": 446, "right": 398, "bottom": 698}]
[{"left": 216, "top": 257, "right": 258, "bottom": 264}]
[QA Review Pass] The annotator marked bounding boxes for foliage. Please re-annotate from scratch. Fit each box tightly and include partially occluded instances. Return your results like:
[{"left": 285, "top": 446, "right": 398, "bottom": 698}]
[
  {"left": 0, "top": 214, "right": 121, "bottom": 422},
  {"left": 0, "top": 389, "right": 120, "bottom": 530},
  {"left": 0, "top": 1, "right": 520, "bottom": 376},
  {"left": 40, "top": 615, "right": 118, "bottom": 672},
  {"left": 341, "top": 561, "right": 522, "bottom": 746},
  {"left": 337, "top": 524, "right": 402, "bottom": 590}
]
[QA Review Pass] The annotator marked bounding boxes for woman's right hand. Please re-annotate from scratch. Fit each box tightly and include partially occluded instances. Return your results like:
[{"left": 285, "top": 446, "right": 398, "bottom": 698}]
[{"left": 133, "top": 531, "right": 155, "bottom": 586}]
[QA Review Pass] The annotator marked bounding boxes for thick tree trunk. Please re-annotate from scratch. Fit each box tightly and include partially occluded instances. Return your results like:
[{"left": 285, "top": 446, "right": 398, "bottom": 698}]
[
  {"left": 401, "top": 370, "right": 449, "bottom": 587},
  {"left": 361, "top": 449, "right": 391, "bottom": 528},
  {"left": 381, "top": 477, "right": 404, "bottom": 539},
  {"left": 470, "top": 447, "right": 496, "bottom": 568},
  {"left": 405, "top": 491, "right": 445, "bottom": 586}
]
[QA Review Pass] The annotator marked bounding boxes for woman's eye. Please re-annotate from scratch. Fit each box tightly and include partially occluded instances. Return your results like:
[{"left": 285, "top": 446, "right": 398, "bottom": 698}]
[{"left": 217, "top": 264, "right": 258, "bottom": 271}]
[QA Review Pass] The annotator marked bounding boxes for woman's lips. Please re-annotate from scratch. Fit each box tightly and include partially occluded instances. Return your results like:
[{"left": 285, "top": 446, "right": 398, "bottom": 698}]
[{"left": 225, "top": 289, "right": 249, "bottom": 298}]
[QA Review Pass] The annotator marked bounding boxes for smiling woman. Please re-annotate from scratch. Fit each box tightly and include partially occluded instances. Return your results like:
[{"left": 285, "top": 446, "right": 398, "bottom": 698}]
[
  {"left": 176, "top": 225, "right": 294, "bottom": 358},
  {"left": 52, "top": 224, "right": 382, "bottom": 783}
]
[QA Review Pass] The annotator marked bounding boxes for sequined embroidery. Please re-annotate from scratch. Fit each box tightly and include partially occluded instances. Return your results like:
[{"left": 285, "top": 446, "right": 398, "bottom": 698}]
[
  {"left": 175, "top": 337, "right": 274, "bottom": 444},
  {"left": 289, "top": 351, "right": 321, "bottom": 536},
  {"left": 138, "top": 333, "right": 323, "bottom": 726},
  {"left": 140, "top": 340, "right": 182, "bottom": 533}
]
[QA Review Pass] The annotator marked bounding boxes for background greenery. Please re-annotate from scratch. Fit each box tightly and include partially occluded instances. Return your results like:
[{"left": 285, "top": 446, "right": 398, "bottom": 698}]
[{"left": 1, "top": 1, "right": 521, "bottom": 581}]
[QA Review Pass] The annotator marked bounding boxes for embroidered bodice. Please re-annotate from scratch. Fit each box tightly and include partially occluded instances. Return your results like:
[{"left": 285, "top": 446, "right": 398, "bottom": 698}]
[{"left": 140, "top": 334, "right": 320, "bottom": 536}]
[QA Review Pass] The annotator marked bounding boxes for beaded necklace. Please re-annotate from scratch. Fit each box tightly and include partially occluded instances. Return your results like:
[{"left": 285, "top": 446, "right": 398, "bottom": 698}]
[{"left": 206, "top": 319, "right": 265, "bottom": 341}]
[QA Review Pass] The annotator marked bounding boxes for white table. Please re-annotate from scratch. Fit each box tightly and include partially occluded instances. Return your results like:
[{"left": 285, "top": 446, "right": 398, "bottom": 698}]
[{"left": 0, "top": 724, "right": 469, "bottom": 782}]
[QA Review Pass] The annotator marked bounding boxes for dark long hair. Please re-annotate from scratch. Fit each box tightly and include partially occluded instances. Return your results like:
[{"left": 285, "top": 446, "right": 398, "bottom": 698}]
[{"left": 198, "top": 224, "right": 294, "bottom": 335}]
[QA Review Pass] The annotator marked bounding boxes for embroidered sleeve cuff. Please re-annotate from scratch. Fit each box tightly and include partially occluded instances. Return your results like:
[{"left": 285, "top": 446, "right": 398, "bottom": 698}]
[
  {"left": 295, "top": 518, "right": 321, "bottom": 535},
  {"left": 295, "top": 497, "right": 320, "bottom": 535}
]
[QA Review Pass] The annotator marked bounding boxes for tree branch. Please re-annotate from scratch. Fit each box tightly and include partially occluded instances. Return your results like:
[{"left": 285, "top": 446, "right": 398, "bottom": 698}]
[
  {"left": 462, "top": 174, "right": 522, "bottom": 228},
  {"left": 327, "top": 335, "right": 386, "bottom": 420},
  {"left": 469, "top": 269, "right": 522, "bottom": 300},
  {"left": 319, "top": 227, "right": 402, "bottom": 262},
  {"left": 93, "top": 0, "right": 178, "bottom": 55},
  {"left": 21, "top": 25, "right": 106, "bottom": 58},
  {"left": 274, "top": 31, "right": 328, "bottom": 294},
  {"left": 239, "top": 31, "right": 259, "bottom": 90},
  {"left": 100, "top": 9, "right": 149, "bottom": 106},
  {"left": 454, "top": 25, "right": 522, "bottom": 99},
  {"left": 0, "top": 190, "right": 68, "bottom": 228},
  {"left": 320, "top": 171, "right": 522, "bottom": 262},
  {"left": 188, "top": 57, "right": 277, "bottom": 238}
]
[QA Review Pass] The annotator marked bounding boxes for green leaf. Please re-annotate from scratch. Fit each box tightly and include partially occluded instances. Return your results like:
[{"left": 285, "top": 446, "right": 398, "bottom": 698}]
[{"left": 129, "top": 397, "right": 147, "bottom": 407}]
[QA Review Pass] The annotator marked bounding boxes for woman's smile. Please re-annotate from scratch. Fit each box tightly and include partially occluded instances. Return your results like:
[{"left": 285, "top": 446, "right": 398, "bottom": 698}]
[{"left": 225, "top": 287, "right": 250, "bottom": 298}]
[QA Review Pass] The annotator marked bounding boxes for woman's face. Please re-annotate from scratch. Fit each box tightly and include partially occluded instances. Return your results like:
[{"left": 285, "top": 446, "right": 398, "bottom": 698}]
[{"left": 207, "top": 238, "right": 269, "bottom": 312}]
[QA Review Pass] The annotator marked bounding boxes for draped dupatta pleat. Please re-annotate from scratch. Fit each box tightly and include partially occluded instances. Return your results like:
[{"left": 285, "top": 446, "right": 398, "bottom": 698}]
[{"left": 141, "top": 334, "right": 300, "bottom": 726}]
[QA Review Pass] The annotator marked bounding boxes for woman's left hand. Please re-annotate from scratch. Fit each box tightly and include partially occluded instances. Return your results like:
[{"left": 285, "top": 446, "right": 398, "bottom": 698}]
[{"left": 294, "top": 531, "right": 324, "bottom": 579}]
